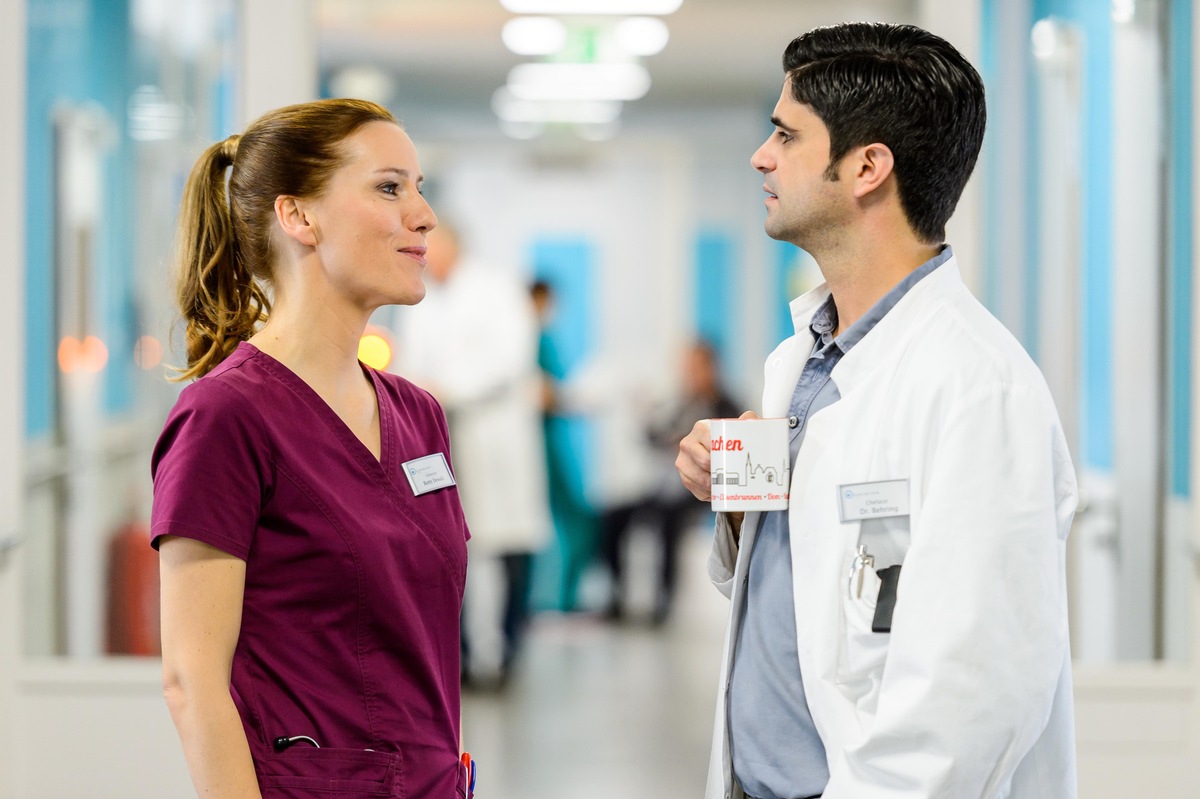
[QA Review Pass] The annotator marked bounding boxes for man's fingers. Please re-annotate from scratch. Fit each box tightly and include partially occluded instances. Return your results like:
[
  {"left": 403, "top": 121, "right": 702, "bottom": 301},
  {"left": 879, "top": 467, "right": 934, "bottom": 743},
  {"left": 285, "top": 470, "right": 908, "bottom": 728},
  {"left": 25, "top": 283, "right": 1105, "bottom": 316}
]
[{"left": 676, "top": 419, "right": 713, "bottom": 502}]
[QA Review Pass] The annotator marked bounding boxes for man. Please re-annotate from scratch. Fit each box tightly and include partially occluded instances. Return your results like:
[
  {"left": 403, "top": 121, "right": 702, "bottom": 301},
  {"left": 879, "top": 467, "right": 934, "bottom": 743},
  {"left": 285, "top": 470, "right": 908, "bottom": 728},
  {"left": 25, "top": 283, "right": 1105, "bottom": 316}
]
[
  {"left": 392, "top": 223, "right": 550, "bottom": 686},
  {"left": 675, "top": 23, "right": 1077, "bottom": 799},
  {"left": 601, "top": 339, "right": 740, "bottom": 625}
]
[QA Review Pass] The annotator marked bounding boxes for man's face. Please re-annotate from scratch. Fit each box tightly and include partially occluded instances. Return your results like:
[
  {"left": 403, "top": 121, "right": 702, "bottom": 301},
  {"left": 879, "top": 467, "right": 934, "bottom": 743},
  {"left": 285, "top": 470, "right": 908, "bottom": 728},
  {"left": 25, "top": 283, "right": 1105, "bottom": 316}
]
[{"left": 750, "top": 83, "right": 849, "bottom": 250}]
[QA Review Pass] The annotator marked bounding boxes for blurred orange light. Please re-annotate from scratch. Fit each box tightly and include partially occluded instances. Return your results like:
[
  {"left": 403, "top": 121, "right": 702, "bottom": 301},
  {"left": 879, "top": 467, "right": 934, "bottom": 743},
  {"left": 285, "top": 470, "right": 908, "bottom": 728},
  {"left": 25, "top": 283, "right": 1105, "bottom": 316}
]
[
  {"left": 134, "top": 335, "right": 164, "bottom": 369},
  {"left": 358, "top": 330, "right": 393, "bottom": 370},
  {"left": 58, "top": 335, "right": 108, "bottom": 374},
  {"left": 57, "top": 337, "right": 77, "bottom": 373}
]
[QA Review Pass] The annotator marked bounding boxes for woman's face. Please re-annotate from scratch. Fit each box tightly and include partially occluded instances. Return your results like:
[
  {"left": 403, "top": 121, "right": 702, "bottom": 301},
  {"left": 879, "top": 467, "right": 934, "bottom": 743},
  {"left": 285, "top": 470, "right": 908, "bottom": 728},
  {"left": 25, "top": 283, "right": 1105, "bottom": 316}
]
[{"left": 303, "top": 121, "right": 437, "bottom": 310}]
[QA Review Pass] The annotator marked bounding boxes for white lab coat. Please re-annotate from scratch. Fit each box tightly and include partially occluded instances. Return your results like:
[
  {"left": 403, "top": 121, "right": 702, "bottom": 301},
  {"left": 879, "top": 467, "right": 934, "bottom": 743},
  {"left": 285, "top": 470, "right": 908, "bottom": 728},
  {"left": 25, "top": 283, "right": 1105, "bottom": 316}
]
[
  {"left": 705, "top": 257, "right": 1077, "bottom": 799},
  {"left": 393, "top": 259, "right": 551, "bottom": 554}
]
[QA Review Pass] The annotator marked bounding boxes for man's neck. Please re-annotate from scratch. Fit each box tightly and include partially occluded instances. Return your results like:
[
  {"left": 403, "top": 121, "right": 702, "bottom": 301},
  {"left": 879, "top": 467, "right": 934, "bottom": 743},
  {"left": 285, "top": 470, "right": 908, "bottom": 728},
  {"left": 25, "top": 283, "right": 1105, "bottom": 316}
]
[{"left": 816, "top": 238, "right": 942, "bottom": 336}]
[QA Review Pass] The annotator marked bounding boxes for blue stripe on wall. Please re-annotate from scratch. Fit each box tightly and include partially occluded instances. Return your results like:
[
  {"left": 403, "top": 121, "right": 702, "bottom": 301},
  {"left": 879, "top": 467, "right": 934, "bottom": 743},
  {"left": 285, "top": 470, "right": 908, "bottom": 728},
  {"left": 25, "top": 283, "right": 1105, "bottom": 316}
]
[
  {"left": 531, "top": 236, "right": 596, "bottom": 501},
  {"left": 694, "top": 230, "right": 735, "bottom": 363},
  {"left": 775, "top": 240, "right": 799, "bottom": 344},
  {"left": 1168, "top": 0, "right": 1193, "bottom": 497},
  {"left": 531, "top": 237, "right": 595, "bottom": 374},
  {"left": 25, "top": 0, "right": 138, "bottom": 438},
  {"left": 24, "top": 0, "right": 88, "bottom": 438},
  {"left": 92, "top": 0, "right": 136, "bottom": 416}
]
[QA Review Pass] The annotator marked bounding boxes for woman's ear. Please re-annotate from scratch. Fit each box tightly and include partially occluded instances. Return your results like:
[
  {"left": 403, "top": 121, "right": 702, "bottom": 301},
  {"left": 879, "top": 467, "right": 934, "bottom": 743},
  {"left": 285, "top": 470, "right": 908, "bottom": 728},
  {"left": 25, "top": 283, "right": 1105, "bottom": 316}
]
[
  {"left": 274, "top": 195, "right": 318, "bottom": 247},
  {"left": 850, "top": 142, "right": 896, "bottom": 199}
]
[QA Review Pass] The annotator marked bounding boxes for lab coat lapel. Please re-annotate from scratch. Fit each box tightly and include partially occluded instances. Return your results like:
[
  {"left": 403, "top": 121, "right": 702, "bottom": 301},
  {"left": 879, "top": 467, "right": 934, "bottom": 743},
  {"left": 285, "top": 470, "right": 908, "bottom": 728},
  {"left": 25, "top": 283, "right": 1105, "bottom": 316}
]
[
  {"left": 761, "top": 283, "right": 828, "bottom": 418},
  {"left": 829, "top": 257, "right": 966, "bottom": 395}
]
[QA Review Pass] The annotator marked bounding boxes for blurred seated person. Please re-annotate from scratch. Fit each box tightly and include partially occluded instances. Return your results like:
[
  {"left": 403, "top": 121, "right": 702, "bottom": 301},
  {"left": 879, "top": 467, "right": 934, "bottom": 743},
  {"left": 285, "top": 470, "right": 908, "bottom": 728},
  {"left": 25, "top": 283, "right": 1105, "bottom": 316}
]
[{"left": 601, "top": 339, "right": 739, "bottom": 625}]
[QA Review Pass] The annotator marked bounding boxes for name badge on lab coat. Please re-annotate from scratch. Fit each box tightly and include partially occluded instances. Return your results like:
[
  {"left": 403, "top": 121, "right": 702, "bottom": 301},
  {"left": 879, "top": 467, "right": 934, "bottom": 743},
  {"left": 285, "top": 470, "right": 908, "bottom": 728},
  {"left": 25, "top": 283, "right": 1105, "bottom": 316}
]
[
  {"left": 402, "top": 453, "right": 456, "bottom": 496},
  {"left": 838, "top": 479, "right": 910, "bottom": 522}
]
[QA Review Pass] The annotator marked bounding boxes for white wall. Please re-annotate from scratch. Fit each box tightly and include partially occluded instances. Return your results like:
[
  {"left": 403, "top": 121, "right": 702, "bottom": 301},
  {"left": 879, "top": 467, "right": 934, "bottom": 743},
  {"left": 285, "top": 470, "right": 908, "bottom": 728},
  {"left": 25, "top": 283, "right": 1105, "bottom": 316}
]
[
  {"left": 1, "top": 0, "right": 28, "bottom": 796},
  {"left": 239, "top": 0, "right": 318, "bottom": 124}
]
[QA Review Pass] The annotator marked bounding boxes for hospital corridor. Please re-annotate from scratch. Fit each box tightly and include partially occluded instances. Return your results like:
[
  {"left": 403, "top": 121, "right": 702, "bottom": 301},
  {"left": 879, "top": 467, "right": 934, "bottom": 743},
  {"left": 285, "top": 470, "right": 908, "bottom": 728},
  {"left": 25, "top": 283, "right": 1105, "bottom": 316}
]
[{"left": 4, "top": 0, "right": 1200, "bottom": 797}]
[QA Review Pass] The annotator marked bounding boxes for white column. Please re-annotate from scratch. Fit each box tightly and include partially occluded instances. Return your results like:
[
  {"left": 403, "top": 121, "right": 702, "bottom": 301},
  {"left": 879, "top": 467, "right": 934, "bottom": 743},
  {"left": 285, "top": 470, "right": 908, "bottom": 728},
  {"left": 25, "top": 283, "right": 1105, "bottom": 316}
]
[
  {"left": 238, "top": 0, "right": 319, "bottom": 126},
  {"left": 917, "top": 0, "right": 984, "bottom": 293},
  {"left": 0, "top": 0, "right": 27, "bottom": 795},
  {"left": 1111, "top": 11, "right": 1164, "bottom": 661}
]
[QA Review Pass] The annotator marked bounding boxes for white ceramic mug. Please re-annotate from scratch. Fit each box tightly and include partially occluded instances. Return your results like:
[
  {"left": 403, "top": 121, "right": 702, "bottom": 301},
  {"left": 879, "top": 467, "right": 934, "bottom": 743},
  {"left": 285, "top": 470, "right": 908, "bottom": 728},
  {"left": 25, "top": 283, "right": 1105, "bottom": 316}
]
[{"left": 709, "top": 417, "right": 791, "bottom": 512}]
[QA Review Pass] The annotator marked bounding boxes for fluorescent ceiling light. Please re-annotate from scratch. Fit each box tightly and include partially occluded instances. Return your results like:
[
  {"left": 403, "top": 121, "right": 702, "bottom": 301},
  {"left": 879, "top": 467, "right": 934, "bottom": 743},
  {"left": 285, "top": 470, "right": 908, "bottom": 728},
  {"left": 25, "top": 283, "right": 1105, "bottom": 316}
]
[
  {"left": 507, "top": 62, "right": 651, "bottom": 101},
  {"left": 500, "top": 0, "right": 683, "bottom": 15},
  {"left": 502, "top": 17, "right": 568, "bottom": 55},
  {"left": 493, "top": 87, "right": 622, "bottom": 124},
  {"left": 614, "top": 16, "right": 669, "bottom": 56}
]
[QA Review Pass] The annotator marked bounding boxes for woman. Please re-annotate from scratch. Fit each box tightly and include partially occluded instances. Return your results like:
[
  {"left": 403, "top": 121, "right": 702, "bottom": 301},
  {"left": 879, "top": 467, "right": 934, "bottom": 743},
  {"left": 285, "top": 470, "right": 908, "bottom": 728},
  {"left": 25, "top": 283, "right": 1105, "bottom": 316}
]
[{"left": 152, "top": 99, "right": 471, "bottom": 798}]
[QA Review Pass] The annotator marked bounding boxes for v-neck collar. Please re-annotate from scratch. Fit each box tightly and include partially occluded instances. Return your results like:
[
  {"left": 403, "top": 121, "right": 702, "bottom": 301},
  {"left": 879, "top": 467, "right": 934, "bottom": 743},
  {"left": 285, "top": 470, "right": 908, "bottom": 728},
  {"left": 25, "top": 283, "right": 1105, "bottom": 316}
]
[{"left": 237, "top": 342, "right": 391, "bottom": 476}]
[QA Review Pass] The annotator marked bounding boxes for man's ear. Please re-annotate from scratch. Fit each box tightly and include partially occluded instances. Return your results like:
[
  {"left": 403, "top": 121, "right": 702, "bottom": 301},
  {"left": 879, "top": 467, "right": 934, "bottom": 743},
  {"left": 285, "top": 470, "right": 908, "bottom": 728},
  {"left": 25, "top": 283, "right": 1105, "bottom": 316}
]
[
  {"left": 850, "top": 142, "right": 896, "bottom": 199},
  {"left": 274, "top": 195, "right": 318, "bottom": 247}
]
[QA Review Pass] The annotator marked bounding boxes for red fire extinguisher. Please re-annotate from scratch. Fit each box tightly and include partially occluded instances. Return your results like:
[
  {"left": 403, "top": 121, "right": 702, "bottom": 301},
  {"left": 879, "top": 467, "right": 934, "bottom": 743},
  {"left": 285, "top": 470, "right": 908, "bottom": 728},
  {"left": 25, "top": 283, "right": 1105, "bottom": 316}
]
[{"left": 105, "top": 519, "right": 161, "bottom": 655}]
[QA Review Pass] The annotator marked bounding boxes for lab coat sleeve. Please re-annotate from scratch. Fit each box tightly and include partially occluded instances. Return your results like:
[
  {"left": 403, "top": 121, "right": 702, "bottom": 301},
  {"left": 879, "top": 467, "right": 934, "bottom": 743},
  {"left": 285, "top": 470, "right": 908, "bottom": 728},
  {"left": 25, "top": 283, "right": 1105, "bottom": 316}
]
[
  {"left": 708, "top": 512, "right": 741, "bottom": 598},
  {"left": 825, "top": 383, "right": 1075, "bottom": 798}
]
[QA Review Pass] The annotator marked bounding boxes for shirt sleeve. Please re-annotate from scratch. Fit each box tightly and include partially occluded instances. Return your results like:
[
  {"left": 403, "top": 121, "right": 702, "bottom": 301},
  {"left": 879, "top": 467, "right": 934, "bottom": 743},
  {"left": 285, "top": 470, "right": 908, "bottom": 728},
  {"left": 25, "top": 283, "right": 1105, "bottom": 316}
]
[{"left": 149, "top": 376, "right": 274, "bottom": 560}]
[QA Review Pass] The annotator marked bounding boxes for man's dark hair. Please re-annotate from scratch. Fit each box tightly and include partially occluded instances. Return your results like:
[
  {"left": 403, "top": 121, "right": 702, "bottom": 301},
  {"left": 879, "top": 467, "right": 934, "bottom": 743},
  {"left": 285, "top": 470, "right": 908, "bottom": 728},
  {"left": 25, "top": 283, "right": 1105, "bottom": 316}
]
[{"left": 784, "top": 22, "right": 986, "bottom": 243}]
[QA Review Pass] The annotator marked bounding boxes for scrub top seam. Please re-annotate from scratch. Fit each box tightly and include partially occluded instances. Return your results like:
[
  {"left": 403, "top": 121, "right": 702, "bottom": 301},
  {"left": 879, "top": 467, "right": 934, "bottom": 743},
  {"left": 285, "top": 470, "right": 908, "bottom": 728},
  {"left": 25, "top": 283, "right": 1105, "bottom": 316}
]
[{"left": 274, "top": 458, "right": 381, "bottom": 747}]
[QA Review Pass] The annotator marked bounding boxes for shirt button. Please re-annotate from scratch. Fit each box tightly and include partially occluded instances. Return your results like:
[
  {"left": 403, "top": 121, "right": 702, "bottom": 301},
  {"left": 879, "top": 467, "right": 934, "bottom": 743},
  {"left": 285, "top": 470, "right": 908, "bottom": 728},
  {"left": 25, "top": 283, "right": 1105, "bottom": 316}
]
[{"left": 788, "top": 415, "right": 799, "bottom": 429}]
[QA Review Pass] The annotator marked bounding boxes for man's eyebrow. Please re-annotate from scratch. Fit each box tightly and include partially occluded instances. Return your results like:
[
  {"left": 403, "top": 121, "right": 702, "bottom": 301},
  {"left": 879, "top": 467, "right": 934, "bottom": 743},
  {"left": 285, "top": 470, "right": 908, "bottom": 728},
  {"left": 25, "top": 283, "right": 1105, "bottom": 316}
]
[{"left": 770, "top": 116, "right": 795, "bottom": 132}]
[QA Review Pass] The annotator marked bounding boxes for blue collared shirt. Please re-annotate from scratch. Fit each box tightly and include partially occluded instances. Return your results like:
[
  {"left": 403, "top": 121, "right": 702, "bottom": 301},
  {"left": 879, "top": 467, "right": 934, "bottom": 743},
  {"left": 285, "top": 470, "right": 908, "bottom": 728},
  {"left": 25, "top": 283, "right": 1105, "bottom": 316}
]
[{"left": 728, "top": 246, "right": 952, "bottom": 799}]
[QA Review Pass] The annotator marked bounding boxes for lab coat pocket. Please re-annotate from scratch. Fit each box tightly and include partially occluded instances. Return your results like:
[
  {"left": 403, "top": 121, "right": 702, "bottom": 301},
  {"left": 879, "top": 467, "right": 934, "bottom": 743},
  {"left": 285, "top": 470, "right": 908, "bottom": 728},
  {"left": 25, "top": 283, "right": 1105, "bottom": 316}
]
[
  {"left": 837, "top": 565, "right": 890, "bottom": 698},
  {"left": 259, "top": 747, "right": 403, "bottom": 797}
]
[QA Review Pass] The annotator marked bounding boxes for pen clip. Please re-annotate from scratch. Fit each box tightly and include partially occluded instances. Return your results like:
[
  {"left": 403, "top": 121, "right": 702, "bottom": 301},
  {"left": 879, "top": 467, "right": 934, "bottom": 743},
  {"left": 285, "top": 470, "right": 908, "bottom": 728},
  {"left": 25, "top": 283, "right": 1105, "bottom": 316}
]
[{"left": 848, "top": 544, "right": 874, "bottom": 599}]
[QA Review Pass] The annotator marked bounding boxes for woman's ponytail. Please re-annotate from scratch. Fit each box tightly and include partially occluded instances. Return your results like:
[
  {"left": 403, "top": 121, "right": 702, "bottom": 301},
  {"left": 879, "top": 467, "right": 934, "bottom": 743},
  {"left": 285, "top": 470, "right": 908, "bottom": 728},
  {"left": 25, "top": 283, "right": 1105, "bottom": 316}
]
[{"left": 170, "top": 134, "right": 270, "bottom": 381}]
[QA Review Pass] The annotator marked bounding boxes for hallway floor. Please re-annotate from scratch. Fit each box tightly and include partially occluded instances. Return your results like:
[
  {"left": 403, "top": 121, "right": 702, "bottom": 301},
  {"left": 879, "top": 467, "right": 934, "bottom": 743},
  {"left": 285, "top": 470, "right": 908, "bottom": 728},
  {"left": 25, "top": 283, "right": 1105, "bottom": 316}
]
[{"left": 461, "top": 529, "right": 728, "bottom": 798}]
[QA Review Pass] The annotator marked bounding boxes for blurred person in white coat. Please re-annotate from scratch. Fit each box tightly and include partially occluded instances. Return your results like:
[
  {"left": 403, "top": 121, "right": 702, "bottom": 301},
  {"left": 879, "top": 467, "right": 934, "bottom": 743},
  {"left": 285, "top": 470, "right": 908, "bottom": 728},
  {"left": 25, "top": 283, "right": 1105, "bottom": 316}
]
[
  {"left": 676, "top": 23, "right": 1077, "bottom": 799},
  {"left": 392, "top": 223, "right": 550, "bottom": 686}
]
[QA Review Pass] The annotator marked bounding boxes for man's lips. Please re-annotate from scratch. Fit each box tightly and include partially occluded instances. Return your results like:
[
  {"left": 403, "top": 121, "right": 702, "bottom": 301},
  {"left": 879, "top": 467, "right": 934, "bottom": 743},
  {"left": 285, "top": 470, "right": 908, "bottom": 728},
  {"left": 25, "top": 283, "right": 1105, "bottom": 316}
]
[{"left": 398, "top": 247, "right": 428, "bottom": 265}]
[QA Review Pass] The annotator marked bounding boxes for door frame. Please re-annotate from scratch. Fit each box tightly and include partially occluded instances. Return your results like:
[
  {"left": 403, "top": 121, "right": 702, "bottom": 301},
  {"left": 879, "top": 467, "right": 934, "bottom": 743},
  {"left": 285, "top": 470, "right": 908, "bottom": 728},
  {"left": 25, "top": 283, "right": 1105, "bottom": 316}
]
[{"left": 1, "top": 0, "right": 28, "bottom": 796}]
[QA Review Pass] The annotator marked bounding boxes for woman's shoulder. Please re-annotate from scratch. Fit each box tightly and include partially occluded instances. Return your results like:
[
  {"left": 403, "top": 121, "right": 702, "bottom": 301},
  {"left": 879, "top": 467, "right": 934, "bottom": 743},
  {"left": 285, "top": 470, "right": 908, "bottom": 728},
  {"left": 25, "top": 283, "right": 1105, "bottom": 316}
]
[{"left": 175, "top": 349, "right": 272, "bottom": 415}]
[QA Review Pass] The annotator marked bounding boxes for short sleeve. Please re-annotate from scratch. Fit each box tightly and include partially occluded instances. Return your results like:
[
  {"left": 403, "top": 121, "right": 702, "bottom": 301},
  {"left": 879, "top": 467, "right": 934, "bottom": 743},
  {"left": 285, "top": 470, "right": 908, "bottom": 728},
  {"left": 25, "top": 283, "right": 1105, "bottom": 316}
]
[{"left": 150, "top": 376, "right": 274, "bottom": 559}]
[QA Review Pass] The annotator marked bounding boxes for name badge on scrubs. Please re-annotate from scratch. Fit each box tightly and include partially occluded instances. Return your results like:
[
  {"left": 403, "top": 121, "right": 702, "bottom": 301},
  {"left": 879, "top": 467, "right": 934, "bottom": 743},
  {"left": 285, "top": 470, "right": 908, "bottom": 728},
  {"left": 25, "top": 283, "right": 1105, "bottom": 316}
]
[
  {"left": 402, "top": 453, "right": 456, "bottom": 496},
  {"left": 838, "top": 479, "right": 910, "bottom": 522}
]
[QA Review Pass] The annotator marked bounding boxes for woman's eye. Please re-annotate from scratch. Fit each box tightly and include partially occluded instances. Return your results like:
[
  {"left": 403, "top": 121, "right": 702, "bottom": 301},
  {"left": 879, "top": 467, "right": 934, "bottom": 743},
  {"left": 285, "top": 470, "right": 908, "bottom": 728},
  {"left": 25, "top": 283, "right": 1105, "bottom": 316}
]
[{"left": 380, "top": 182, "right": 398, "bottom": 196}]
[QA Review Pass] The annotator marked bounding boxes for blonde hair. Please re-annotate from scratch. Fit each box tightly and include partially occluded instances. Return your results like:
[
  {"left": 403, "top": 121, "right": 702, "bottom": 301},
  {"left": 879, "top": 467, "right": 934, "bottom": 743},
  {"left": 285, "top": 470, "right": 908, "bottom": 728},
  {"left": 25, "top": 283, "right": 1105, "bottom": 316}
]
[{"left": 171, "top": 98, "right": 398, "bottom": 380}]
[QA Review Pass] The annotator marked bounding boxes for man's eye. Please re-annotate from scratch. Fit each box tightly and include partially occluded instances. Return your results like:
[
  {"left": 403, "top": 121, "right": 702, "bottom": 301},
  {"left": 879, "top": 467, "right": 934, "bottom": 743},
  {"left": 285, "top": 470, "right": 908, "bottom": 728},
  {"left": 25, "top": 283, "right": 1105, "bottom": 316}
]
[{"left": 776, "top": 131, "right": 793, "bottom": 143}]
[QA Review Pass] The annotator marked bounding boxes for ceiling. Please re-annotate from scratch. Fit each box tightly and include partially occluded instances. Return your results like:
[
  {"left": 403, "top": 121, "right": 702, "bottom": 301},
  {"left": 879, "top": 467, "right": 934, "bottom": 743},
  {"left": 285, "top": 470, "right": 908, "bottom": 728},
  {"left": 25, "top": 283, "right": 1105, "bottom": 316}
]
[{"left": 317, "top": 0, "right": 919, "bottom": 132}]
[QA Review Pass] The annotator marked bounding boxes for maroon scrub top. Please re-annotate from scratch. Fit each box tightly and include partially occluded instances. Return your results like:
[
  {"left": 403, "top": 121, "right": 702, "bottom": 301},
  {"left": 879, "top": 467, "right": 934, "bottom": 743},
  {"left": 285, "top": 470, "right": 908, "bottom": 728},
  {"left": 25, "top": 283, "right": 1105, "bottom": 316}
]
[{"left": 151, "top": 342, "right": 470, "bottom": 799}]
